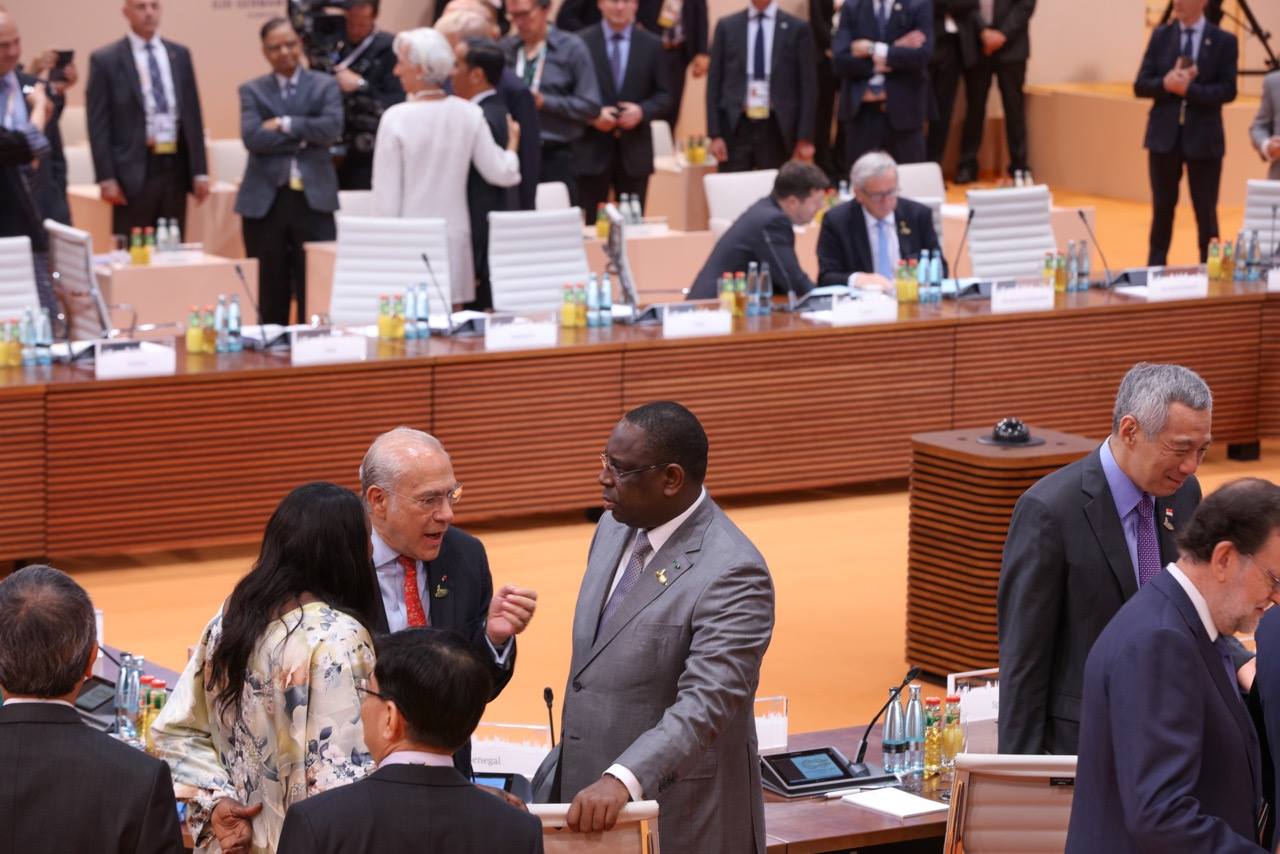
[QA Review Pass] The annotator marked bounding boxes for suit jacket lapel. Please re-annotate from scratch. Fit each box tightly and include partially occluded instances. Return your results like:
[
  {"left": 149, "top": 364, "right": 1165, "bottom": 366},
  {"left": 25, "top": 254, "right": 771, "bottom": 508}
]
[
  {"left": 1154, "top": 494, "right": 1180, "bottom": 565},
  {"left": 426, "top": 545, "right": 458, "bottom": 630},
  {"left": 771, "top": 14, "right": 786, "bottom": 81},
  {"left": 851, "top": 202, "right": 874, "bottom": 272},
  {"left": 591, "top": 29, "right": 617, "bottom": 103},
  {"left": 118, "top": 38, "right": 145, "bottom": 113},
  {"left": 1081, "top": 449, "right": 1140, "bottom": 601},
  {"left": 895, "top": 202, "right": 916, "bottom": 258},
  {"left": 570, "top": 520, "right": 631, "bottom": 668}
]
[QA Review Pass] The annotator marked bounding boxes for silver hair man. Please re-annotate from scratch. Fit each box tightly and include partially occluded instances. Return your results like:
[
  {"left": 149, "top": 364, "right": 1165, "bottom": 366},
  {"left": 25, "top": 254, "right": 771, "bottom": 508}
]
[
  {"left": 1112, "top": 362, "right": 1213, "bottom": 438},
  {"left": 849, "top": 151, "right": 898, "bottom": 192}
]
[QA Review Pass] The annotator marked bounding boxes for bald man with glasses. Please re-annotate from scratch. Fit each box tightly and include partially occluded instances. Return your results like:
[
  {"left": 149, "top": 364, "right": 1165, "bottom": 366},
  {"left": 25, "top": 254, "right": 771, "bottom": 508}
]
[{"left": 359, "top": 427, "right": 539, "bottom": 778}]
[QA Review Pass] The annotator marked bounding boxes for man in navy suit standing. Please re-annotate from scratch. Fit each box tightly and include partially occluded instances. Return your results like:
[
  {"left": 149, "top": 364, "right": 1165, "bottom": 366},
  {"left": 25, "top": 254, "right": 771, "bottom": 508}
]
[
  {"left": 1065, "top": 478, "right": 1280, "bottom": 854},
  {"left": 832, "top": 0, "right": 932, "bottom": 168},
  {"left": 1134, "top": 0, "right": 1236, "bottom": 266}
]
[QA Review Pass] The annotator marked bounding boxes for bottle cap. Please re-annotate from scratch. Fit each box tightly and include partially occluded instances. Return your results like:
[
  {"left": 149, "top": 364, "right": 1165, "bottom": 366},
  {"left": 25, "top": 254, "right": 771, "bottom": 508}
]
[
  {"left": 924, "top": 696, "right": 941, "bottom": 705},
  {"left": 945, "top": 694, "right": 961, "bottom": 702},
  {"left": 153, "top": 680, "right": 167, "bottom": 690},
  {"left": 140, "top": 675, "right": 155, "bottom": 685}
]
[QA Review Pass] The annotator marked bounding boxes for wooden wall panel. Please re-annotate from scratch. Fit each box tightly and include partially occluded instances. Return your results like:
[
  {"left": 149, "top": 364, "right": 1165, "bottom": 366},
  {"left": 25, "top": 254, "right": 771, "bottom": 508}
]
[
  {"left": 434, "top": 352, "right": 624, "bottom": 521},
  {"left": 45, "top": 363, "right": 430, "bottom": 557},
  {"left": 0, "top": 386, "right": 46, "bottom": 560},
  {"left": 954, "top": 300, "right": 1261, "bottom": 443},
  {"left": 624, "top": 326, "right": 957, "bottom": 494},
  {"left": 1261, "top": 297, "right": 1280, "bottom": 437}
]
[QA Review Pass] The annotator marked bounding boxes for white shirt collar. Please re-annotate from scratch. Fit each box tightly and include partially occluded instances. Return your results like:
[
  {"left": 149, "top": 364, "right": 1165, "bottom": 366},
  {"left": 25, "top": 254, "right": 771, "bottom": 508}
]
[
  {"left": 126, "top": 31, "right": 162, "bottom": 52},
  {"left": 1181, "top": 16, "right": 1205, "bottom": 34},
  {"left": 641, "top": 488, "right": 708, "bottom": 556},
  {"left": 275, "top": 68, "right": 302, "bottom": 89},
  {"left": 469, "top": 88, "right": 497, "bottom": 104},
  {"left": 750, "top": 1, "right": 778, "bottom": 20},
  {"left": 1166, "top": 562, "right": 1219, "bottom": 642},
  {"left": 371, "top": 528, "right": 401, "bottom": 570},
  {"left": 862, "top": 205, "right": 896, "bottom": 231},
  {"left": 379, "top": 749, "right": 456, "bottom": 768},
  {"left": 2, "top": 698, "right": 76, "bottom": 708}
]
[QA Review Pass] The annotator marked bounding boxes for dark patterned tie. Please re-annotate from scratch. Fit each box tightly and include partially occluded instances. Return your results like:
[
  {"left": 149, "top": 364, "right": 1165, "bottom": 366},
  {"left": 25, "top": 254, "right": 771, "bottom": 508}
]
[
  {"left": 610, "top": 33, "right": 625, "bottom": 92},
  {"left": 752, "top": 14, "right": 767, "bottom": 81},
  {"left": 597, "top": 530, "right": 652, "bottom": 639},
  {"left": 145, "top": 42, "right": 169, "bottom": 113},
  {"left": 1181, "top": 28, "right": 1194, "bottom": 61},
  {"left": 1136, "top": 494, "right": 1162, "bottom": 587}
]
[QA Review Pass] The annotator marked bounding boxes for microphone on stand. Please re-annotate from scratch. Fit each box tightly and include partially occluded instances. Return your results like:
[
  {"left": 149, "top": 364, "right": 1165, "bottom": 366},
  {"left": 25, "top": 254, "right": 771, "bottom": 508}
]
[
  {"left": 420, "top": 252, "right": 456, "bottom": 335},
  {"left": 1076, "top": 209, "right": 1116, "bottom": 289},
  {"left": 232, "top": 263, "right": 272, "bottom": 347},
  {"left": 851, "top": 666, "right": 921, "bottom": 776},
  {"left": 1269, "top": 203, "right": 1278, "bottom": 264},
  {"left": 950, "top": 209, "right": 975, "bottom": 290},
  {"left": 760, "top": 229, "right": 799, "bottom": 312},
  {"left": 543, "top": 687, "right": 557, "bottom": 748}
]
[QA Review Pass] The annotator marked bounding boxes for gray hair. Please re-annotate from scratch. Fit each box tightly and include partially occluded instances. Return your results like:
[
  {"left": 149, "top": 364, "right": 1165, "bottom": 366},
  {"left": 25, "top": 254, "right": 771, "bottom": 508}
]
[
  {"left": 850, "top": 151, "right": 898, "bottom": 191},
  {"left": 393, "top": 27, "right": 457, "bottom": 87},
  {"left": 0, "top": 565, "right": 97, "bottom": 698},
  {"left": 435, "top": 9, "right": 492, "bottom": 40},
  {"left": 360, "top": 426, "right": 449, "bottom": 499},
  {"left": 1112, "top": 362, "right": 1212, "bottom": 437}
]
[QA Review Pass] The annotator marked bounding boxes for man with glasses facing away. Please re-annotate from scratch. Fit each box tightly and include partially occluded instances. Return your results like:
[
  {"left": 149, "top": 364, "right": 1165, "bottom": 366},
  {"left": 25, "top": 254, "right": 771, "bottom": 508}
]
[
  {"left": 360, "top": 427, "right": 539, "bottom": 778},
  {"left": 816, "top": 150, "right": 942, "bottom": 289},
  {"left": 277, "top": 628, "right": 543, "bottom": 853},
  {"left": 532, "top": 401, "right": 775, "bottom": 854}
]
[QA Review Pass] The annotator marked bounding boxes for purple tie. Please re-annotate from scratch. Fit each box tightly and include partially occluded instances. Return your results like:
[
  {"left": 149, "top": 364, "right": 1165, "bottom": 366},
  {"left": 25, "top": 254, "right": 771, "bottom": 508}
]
[
  {"left": 1136, "top": 494, "right": 1161, "bottom": 586},
  {"left": 597, "top": 530, "right": 652, "bottom": 639}
]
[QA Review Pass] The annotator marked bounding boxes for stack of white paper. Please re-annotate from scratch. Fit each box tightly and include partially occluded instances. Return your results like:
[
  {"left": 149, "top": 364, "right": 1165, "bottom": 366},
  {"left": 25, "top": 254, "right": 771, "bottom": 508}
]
[{"left": 842, "top": 787, "right": 949, "bottom": 819}]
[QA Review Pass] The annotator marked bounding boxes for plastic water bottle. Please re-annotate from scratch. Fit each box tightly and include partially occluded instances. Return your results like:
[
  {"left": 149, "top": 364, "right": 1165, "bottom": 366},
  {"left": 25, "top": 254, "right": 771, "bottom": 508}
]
[
  {"left": 416, "top": 282, "right": 432, "bottom": 337},
  {"left": 35, "top": 308, "right": 52, "bottom": 365},
  {"left": 1248, "top": 230, "right": 1261, "bottom": 282},
  {"left": 838, "top": 180, "right": 852, "bottom": 202},
  {"left": 598, "top": 273, "right": 613, "bottom": 326},
  {"left": 745, "top": 261, "right": 760, "bottom": 316},
  {"left": 1065, "top": 240, "right": 1078, "bottom": 292},
  {"left": 18, "top": 308, "right": 35, "bottom": 366},
  {"left": 1077, "top": 239, "right": 1091, "bottom": 290},
  {"left": 759, "top": 262, "right": 773, "bottom": 313},
  {"left": 227, "top": 296, "right": 243, "bottom": 352},
  {"left": 586, "top": 274, "right": 601, "bottom": 327},
  {"left": 403, "top": 285, "right": 419, "bottom": 340},
  {"left": 904, "top": 683, "right": 925, "bottom": 773},
  {"left": 1235, "top": 231, "right": 1249, "bottom": 281},
  {"left": 882, "top": 686, "right": 906, "bottom": 774},
  {"left": 114, "top": 655, "right": 144, "bottom": 742},
  {"left": 155, "top": 219, "right": 169, "bottom": 253},
  {"left": 214, "top": 295, "right": 228, "bottom": 353},
  {"left": 168, "top": 217, "right": 182, "bottom": 249},
  {"left": 928, "top": 250, "right": 943, "bottom": 302}
]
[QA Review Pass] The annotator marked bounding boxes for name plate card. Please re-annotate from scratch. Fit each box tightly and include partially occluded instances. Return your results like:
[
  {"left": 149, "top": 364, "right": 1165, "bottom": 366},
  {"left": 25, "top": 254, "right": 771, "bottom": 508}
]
[
  {"left": 470, "top": 723, "right": 552, "bottom": 777},
  {"left": 290, "top": 327, "right": 368, "bottom": 366},
  {"left": 1268, "top": 267, "right": 1280, "bottom": 293},
  {"left": 828, "top": 293, "right": 899, "bottom": 325},
  {"left": 94, "top": 339, "right": 176, "bottom": 380},
  {"left": 662, "top": 304, "right": 732, "bottom": 338},
  {"left": 485, "top": 314, "right": 558, "bottom": 351},
  {"left": 1147, "top": 266, "right": 1209, "bottom": 301},
  {"left": 990, "top": 279, "right": 1055, "bottom": 314}
]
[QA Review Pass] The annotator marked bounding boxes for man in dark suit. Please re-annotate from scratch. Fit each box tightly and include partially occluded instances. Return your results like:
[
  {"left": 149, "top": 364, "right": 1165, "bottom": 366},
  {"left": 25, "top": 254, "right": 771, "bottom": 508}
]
[
  {"left": 1135, "top": 0, "right": 1237, "bottom": 265},
  {"left": 1254, "top": 589, "right": 1280, "bottom": 847},
  {"left": 453, "top": 38, "right": 515, "bottom": 311},
  {"left": 277, "top": 628, "right": 543, "bottom": 854},
  {"left": 807, "top": 0, "right": 839, "bottom": 179},
  {"left": 1065, "top": 478, "right": 1280, "bottom": 853},
  {"left": 360, "top": 427, "right": 539, "bottom": 778},
  {"left": 0, "top": 564, "right": 184, "bottom": 853},
  {"left": 555, "top": 0, "right": 708, "bottom": 129},
  {"left": 574, "top": 0, "right": 672, "bottom": 223},
  {"left": 86, "top": 0, "right": 209, "bottom": 235},
  {"left": 706, "top": 0, "right": 817, "bottom": 173},
  {"left": 999, "top": 362, "right": 1224, "bottom": 756},
  {"left": 953, "top": 0, "right": 1034, "bottom": 183},
  {"left": 925, "top": 0, "right": 979, "bottom": 166},
  {"left": 689, "top": 160, "right": 826, "bottom": 299},
  {"left": 235, "top": 18, "right": 342, "bottom": 326},
  {"left": 331, "top": 0, "right": 404, "bottom": 191},
  {"left": 817, "top": 150, "right": 942, "bottom": 287},
  {"left": 832, "top": 0, "right": 932, "bottom": 168}
]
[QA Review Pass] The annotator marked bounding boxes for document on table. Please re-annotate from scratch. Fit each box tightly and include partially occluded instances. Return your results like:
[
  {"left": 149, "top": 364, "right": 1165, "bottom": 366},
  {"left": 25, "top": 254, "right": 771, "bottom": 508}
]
[{"left": 841, "top": 787, "right": 949, "bottom": 819}]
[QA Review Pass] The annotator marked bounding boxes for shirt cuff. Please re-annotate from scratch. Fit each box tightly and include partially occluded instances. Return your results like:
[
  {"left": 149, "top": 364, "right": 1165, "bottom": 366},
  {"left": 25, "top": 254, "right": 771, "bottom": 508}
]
[
  {"left": 281, "top": 116, "right": 293, "bottom": 136},
  {"left": 848, "top": 273, "right": 860, "bottom": 287},
  {"left": 604, "top": 764, "right": 644, "bottom": 800},
  {"left": 22, "top": 126, "right": 50, "bottom": 157},
  {"left": 485, "top": 634, "right": 514, "bottom": 667},
  {"left": 874, "top": 42, "right": 889, "bottom": 60}
]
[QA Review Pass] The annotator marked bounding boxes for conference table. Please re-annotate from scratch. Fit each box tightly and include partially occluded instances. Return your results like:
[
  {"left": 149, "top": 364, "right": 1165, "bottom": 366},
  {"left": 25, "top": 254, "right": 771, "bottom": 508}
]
[{"left": 1, "top": 281, "right": 1274, "bottom": 561}]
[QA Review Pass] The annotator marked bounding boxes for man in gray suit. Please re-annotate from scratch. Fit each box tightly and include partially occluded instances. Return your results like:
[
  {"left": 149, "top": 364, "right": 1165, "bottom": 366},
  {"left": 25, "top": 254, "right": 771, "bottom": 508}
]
[
  {"left": 236, "top": 18, "right": 342, "bottom": 325},
  {"left": 1251, "top": 69, "right": 1280, "bottom": 181},
  {"left": 532, "top": 401, "right": 775, "bottom": 854}
]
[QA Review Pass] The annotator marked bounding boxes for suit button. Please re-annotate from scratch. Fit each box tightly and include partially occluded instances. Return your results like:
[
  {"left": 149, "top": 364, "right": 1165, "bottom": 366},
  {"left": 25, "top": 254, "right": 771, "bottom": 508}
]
[{"left": 572, "top": 680, "right": 583, "bottom": 692}]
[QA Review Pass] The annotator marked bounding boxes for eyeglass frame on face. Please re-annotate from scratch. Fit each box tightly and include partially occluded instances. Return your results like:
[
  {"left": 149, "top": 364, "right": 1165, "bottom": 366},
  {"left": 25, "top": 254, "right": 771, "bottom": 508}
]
[
  {"left": 1245, "top": 554, "right": 1280, "bottom": 593},
  {"left": 861, "top": 185, "right": 900, "bottom": 203},
  {"left": 381, "top": 482, "right": 464, "bottom": 512},
  {"left": 355, "top": 676, "right": 390, "bottom": 701},
  {"left": 599, "top": 452, "right": 666, "bottom": 480}
]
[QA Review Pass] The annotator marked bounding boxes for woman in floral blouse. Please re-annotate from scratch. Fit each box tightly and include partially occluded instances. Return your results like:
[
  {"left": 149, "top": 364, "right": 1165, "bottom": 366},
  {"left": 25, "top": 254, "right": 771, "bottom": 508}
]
[{"left": 153, "top": 482, "right": 382, "bottom": 853}]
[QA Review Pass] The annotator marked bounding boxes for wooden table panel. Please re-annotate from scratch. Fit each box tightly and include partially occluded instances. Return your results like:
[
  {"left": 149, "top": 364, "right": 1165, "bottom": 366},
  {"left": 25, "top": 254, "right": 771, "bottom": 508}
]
[
  {"left": 44, "top": 361, "right": 430, "bottom": 556},
  {"left": 1261, "top": 296, "right": 1280, "bottom": 437},
  {"left": 0, "top": 386, "right": 46, "bottom": 559}
]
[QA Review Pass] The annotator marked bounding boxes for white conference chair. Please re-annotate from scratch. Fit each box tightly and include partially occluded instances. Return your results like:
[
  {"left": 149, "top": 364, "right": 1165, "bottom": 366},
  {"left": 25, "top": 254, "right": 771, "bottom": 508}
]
[
  {"left": 337, "top": 189, "right": 375, "bottom": 216},
  {"left": 60, "top": 105, "right": 88, "bottom": 146},
  {"left": 704, "top": 169, "right": 777, "bottom": 237},
  {"left": 0, "top": 236, "right": 40, "bottom": 320},
  {"left": 895, "top": 161, "right": 946, "bottom": 200},
  {"left": 63, "top": 143, "right": 95, "bottom": 186},
  {"left": 536, "top": 182, "right": 572, "bottom": 211},
  {"left": 966, "top": 185, "right": 1055, "bottom": 280},
  {"left": 530, "top": 801, "right": 660, "bottom": 854},
  {"left": 1243, "top": 179, "right": 1280, "bottom": 260},
  {"left": 488, "top": 208, "right": 590, "bottom": 313},
  {"left": 651, "top": 119, "right": 675, "bottom": 159},
  {"left": 329, "top": 215, "right": 452, "bottom": 326},
  {"left": 207, "top": 138, "right": 248, "bottom": 184},
  {"left": 943, "top": 753, "right": 1077, "bottom": 854},
  {"left": 911, "top": 195, "right": 944, "bottom": 244},
  {"left": 45, "top": 219, "right": 115, "bottom": 340}
]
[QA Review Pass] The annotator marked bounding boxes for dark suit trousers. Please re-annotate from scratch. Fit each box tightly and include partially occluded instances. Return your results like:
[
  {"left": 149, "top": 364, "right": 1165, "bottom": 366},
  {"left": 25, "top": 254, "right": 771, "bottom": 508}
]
[
  {"left": 241, "top": 188, "right": 336, "bottom": 325},
  {"left": 111, "top": 149, "right": 189, "bottom": 235},
  {"left": 814, "top": 60, "right": 840, "bottom": 179},
  {"left": 844, "top": 102, "right": 926, "bottom": 167},
  {"left": 577, "top": 141, "right": 650, "bottom": 224},
  {"left": 336, "top": 153, "right": 374, "bottom": 191},
  {"left": 721, "top": 115, "right": 788, "bottom": 172},
  {"left": 661, "top": 46, "right": 691, "bottom": 128},
  {"left": 959, "top": 59, "right": 1029, "bottom": 173},
  {"left": 1147, "top": 127, "right": 1222, "bottom": 265},
  {"left": 927, "top": 33, "right": 965, "bottom": 164},
  {"left": 540, "top": 142, "right": 580, "bottom": 207}
]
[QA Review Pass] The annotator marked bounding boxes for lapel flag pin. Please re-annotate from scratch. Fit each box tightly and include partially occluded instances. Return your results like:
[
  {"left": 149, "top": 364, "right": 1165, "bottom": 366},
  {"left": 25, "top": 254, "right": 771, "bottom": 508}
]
[
  {"left": 434, "top": 574, "right": 449, "bottom": 598},
  {"left": 656, "top": 568, "right": 668, "bottom": 585},
  {"left": 1163, "top": 507, "right": 1175, "bottom": 531}
]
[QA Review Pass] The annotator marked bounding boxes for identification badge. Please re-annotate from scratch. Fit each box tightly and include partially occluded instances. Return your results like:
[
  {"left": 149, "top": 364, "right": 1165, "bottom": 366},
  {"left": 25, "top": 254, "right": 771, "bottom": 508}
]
[
  {"left": 657, "top": 0, "right": 682, "bottom": 29},
  {"left": 152, "top": 113, "right": 178, "bottom": 151},
  {"left": 289, "top": 175, "right": 304, "bottom": 191},
  {"left": 746, "top": 79, "right": 770, "bottom": 119}
]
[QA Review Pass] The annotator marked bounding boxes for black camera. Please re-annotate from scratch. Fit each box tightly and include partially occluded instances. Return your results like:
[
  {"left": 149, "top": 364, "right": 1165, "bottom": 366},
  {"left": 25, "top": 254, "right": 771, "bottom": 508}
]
[{"left": 289, "top": 0, "right": 347, "bottom": 73}]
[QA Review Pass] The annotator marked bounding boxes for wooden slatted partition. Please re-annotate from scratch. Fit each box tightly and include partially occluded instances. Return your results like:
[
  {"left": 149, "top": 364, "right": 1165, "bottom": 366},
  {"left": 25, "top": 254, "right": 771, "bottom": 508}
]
[{"left": 0, "top": 386, "right": 45, "bottom": 559}]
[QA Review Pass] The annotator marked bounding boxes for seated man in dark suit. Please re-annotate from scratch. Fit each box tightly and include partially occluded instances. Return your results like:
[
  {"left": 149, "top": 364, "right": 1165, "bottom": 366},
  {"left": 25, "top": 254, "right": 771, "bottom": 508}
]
[
  {"left": 688, "top": 160, "right": 827, "bottom": 299},
  {"left": 0, "top": 565, "right": 184, "bottom": 853},
  {"left": 277, "top": 627, "right": 544, "bottom": 853},
  {"left": 1066, "top": 478, "right": 1280, "bottom": 853},
  {"left": 817, "top": 150, "right": 941, "bottom": 288},
  {"left": 236, "top": 18, "right": 343, "bottom": 325}
]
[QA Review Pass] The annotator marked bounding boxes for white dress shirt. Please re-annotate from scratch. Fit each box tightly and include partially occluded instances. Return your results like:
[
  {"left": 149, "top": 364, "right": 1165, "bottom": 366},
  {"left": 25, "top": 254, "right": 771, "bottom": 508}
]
[
  {"left": 745, "top": 2, "right": 778, "bottom": 85},
  {"left": 469, "top": 88, "right": 498, "bottom": 105},
  {"left": 603, "top": 488, "right": 709, "bottom": 800},
  {"left": 2, "top": 697, "right": 75, "bottom": 708},
  {"left": 126, "top": 30, "right": 177, "bottom": 142},
  {"left": 1179, "top": 15, "right": 1206, "bottom": 62},
  {"left": 274, "top": 68, "right": 304, "bottom": 184},
  {"left": 856, "top": 206, "right": 900, "bottom": 283},
  {"left": 378, "top": 749, "right": 457, "bottom": 768},
  {"left": 1166, "top": 562, "right": 1219, "bottom": 642},
  {"left": 0, "top": 71, "right": 28, "bottom": 130},
  {"left": 371, "top": 528, "right": 512, "bottom": 665}
]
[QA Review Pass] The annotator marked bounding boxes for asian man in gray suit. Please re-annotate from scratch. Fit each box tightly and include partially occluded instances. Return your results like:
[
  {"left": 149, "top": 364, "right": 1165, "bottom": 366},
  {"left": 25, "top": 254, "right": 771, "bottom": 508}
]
[
  {"left": 532, "top": 401, "right": 775, "bottom": 854},
  {"left": 236, "top": 18, "right": 342, "bottom": 325}
]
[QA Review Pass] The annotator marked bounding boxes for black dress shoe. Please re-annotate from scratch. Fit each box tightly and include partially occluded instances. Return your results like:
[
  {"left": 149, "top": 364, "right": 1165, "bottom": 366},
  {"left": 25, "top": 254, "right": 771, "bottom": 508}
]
[{"left": 953, "top": 163, "right": 978, "bottom": 184}]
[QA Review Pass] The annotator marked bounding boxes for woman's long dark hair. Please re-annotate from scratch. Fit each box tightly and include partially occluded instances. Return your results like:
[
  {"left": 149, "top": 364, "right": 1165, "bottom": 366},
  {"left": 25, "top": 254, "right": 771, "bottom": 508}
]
[{"left": 208, "top": 482, "right": 380, "bottom": 719}]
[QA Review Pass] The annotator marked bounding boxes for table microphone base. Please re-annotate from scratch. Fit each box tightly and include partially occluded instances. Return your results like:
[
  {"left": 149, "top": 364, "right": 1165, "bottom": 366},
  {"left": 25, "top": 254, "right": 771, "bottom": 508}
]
[{"left": 846, "top": 762, "right": 898, "bottom": 787}]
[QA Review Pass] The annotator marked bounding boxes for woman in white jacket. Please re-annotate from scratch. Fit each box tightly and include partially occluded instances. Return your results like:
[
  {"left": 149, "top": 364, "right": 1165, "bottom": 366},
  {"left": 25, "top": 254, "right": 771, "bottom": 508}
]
[{"left": 372, "top": 27, "right": 520, "bottom": 304}]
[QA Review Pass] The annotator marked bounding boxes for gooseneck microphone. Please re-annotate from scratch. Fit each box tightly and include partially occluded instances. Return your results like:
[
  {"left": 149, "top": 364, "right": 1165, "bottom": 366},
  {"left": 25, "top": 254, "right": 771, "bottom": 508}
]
[
  {"left": 544, "top": 686, "right": 556, "bottom": 748},
  {"left": 852, "top": 666, "right": 921, "bottom": 772},
  {"left": 761, "top": 229, "right": 796, "bottom": 311},
  {"left": 949, "top": 208, "right": 975, "bottom": 289},
  {"left": 421, "top": 252, "right": 456, "bottom": 335},
  {"left": 1076, "top": 209, "right": 1116, "bottom": 289}
]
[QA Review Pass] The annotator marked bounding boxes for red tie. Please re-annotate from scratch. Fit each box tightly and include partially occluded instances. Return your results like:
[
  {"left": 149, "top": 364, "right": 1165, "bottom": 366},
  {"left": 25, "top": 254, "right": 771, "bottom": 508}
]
[{"left": 398, "top": 555, "right": 429, "bottom": 627}]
